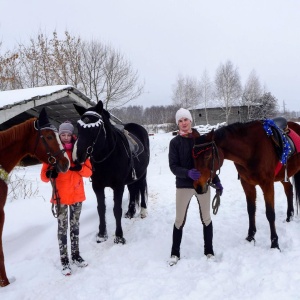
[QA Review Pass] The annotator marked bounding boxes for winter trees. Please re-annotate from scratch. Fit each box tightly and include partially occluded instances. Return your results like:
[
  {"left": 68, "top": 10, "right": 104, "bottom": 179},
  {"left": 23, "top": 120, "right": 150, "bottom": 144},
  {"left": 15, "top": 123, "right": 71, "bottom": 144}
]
[
  {"left": 0, "top": 31, "right": 144, "bottom": 109},
  {"left": 214, "top": 60, "right": 242, "bottom": 124},
  {"left": 172, "top": 74, "right": 201, "bottom": 109}
]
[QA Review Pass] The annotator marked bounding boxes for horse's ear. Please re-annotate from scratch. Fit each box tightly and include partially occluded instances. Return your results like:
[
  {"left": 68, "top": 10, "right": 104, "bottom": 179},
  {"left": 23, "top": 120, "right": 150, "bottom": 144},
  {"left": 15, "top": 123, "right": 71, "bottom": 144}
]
[
  {"left": 94, "top": 101, "right": 103, "bottom": 114},
  {"left": 74, "top": 104, "right": 87, "bottom": 116},
  {"left": 38, "top": 108, "right": 50, "bottom": 127}
]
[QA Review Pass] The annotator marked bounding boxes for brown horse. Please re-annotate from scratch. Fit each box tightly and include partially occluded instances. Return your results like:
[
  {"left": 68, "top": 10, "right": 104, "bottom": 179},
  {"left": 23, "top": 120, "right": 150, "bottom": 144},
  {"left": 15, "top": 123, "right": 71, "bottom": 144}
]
[
  {"left": 192, "top": 120, "right": 300, "bottom": 250},
  {"left": 0, "top": 108, "right": 70, "bottom": 287}
]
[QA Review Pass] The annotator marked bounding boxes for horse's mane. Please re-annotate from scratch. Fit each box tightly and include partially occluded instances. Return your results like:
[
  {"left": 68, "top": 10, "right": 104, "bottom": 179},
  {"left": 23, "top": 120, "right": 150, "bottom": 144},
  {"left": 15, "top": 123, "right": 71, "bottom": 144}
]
[
  {"left": 0, "top": 118, "right": 35, "bottom": 150},
  {"left": 214, "top": 120, "right": 260, "bottom": 140}
]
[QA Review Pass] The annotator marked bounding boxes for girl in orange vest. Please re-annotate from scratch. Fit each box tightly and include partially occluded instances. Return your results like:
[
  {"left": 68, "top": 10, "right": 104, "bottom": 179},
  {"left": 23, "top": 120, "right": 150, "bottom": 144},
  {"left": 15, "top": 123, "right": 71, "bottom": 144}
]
[{"left": 41, "top": 121, "right": 92, "bottom": 276}]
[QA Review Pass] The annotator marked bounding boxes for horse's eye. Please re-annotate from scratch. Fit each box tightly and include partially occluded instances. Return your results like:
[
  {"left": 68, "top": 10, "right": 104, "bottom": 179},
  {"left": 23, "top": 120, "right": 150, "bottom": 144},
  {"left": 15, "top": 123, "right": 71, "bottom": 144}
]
[
  {"left": 82, "top": 117, "right": 90, "bottom": 124},
  {"left": 46, "top": 135, "right": 53, "bottom": 140}
]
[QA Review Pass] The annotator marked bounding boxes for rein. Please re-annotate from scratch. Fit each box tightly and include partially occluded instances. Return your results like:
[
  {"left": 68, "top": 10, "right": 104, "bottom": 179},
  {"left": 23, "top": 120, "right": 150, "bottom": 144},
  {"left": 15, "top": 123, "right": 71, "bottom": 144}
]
[
  {"left": 50, "top": 177, "right": 61, "bottom": 218},
  {"left": 89, "top": 127, "right": 118, "bottom": 164},
  {"left": 209, "top": 182, "right": 221, "bottom": 215}
]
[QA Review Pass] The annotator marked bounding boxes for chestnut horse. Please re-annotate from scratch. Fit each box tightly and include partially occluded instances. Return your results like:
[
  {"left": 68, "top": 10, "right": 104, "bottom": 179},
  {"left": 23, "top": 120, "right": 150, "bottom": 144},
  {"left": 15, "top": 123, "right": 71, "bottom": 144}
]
[
  {"left": 192, "top": 120, "right": 300, "bottom": 250},
  {"left": 0, "top": 108, "right": 70, "bottom": 287}
]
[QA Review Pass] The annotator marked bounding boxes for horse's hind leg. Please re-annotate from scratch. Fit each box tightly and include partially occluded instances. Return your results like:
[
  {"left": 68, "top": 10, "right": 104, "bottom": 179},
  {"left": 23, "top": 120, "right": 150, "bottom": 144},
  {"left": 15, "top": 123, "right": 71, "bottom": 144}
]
[
  {"left": 139, "top": 173, "right": 148, "bottom": 218},
  {"left": 281, "top": 180, "right": 294, "bottom": 222},
  {"left": 240, "top": 179, "right": 257, "bottom": 243},
  {"left": 125, "top": 173, "right": 148, "bottom": 219},
  {"left": 0, "top": 181, "right": 9, "bottom": 287}
]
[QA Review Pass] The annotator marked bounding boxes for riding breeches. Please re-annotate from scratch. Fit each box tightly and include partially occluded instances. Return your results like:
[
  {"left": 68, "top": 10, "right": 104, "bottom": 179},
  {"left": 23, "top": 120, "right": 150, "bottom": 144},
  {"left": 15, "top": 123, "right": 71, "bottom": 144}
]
[
  {"left": 57, "top": 202, "right": 82, "bottom": 259},
  {"left": 174, "top": 187, "right": 211, "bottom": 229}
]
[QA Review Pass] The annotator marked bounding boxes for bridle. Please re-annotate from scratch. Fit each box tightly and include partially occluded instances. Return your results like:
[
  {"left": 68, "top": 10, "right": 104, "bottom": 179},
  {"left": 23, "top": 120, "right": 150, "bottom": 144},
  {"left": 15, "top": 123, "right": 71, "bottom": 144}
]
[
  {"left": 34, "top": 120, "right": 66, "bottom": 218},
  {"left": 192, "top": 140, "right": 221, "bottom": 184},
  {"left": 33, "top": 120, "right": 66, "bottom": 167},
  {"left": 77, "top": 111, "right": 117, "bottom": 164},
  {"left": 192, "top": 140, "right": 222, "bottom": 215}
]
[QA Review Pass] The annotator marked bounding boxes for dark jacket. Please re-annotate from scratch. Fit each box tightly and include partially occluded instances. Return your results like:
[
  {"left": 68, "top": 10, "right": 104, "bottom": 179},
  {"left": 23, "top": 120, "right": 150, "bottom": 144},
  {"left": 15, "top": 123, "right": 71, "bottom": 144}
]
[{"left": 169, "top": 128, "right": 219, "bottom": 188}]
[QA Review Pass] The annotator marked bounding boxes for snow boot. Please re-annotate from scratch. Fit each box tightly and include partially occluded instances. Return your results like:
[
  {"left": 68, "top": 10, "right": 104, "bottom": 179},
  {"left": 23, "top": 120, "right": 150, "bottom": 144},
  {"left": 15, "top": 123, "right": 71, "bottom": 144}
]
[
  {"left": 61, "top": 257, "right": 72, "bottom": 276},
  {"left": 169, "top": 225, "right": 182, "bottom": 265},
  {"left": 72, "top": 253, "right": 88, "bottom": 268},
  {"left": 203, "top": 222, "right": 214, "bottom": 257}
]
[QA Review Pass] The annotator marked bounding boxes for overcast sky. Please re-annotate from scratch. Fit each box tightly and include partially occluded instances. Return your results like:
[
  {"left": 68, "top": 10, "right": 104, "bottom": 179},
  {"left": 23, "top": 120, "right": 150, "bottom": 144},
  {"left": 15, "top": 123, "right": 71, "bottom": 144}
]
[{"left": 1, "top": 0, "right": 300, "bottom": 111}]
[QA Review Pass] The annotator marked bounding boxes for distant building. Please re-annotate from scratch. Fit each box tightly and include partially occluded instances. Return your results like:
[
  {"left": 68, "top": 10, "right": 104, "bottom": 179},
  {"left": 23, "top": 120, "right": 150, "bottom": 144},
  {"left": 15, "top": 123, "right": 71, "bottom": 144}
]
[{"left": 189, "top": 103, "right": 261, "bottom": 125}]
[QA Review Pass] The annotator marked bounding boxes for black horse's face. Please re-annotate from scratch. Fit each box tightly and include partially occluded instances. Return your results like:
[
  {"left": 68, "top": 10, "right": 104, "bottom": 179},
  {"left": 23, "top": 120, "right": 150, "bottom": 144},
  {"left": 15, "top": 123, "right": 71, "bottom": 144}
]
[{"left": 72, "top": 111, "right": 105, "bottom": 163}]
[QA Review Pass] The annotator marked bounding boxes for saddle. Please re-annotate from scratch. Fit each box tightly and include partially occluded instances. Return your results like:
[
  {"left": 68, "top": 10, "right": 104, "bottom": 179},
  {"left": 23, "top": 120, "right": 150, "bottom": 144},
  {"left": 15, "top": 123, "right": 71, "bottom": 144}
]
[
  {"left": 263, "top": 117, "right": 300, "bottom": 177},
  {"left": 114, "top": 124, "right": 145, "bottom": 180},
  {"left": 114, "top": 124, "right": 144, "bottom": 157}
]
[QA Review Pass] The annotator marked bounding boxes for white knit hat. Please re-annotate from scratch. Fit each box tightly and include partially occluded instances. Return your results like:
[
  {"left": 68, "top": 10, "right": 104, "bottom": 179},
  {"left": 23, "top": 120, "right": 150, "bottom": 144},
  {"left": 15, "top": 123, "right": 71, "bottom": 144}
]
[
  {"left": 175, "top": 108, "right": 193, "bottom": 124},
  {"left": 59, "top": 121, "right": 74, "bottom": 135}
]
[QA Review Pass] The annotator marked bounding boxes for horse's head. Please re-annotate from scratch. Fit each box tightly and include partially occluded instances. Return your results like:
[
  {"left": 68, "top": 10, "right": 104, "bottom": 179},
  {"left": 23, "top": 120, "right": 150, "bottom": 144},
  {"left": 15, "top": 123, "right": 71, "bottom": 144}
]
[
  {"left": 35, "top": 108, "right": 70, "bottom": 173},
  {"left": 192, "top": 129, "right": 224, "bottom": 193},
  {"left": 73, "top": 101, "right": 109, "bottom": 164}
]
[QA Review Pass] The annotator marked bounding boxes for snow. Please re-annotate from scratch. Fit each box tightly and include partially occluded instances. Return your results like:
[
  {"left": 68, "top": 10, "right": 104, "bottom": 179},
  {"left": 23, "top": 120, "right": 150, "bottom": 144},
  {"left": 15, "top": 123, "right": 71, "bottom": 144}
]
[
  {"left": 0, "top": 85, "right": 72, "bottom": 107},
  {"left": 1, "top": 131, "right": 300, "bottom": 300}
]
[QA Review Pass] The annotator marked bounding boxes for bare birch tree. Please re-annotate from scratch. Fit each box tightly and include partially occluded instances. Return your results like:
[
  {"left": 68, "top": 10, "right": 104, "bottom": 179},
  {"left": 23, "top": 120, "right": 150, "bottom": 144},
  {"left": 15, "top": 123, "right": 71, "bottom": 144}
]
[
  {"left": 242, "top": 70, "right": 263, "bottom": 120},
  {"left": 172, "top": 74, "right": 201, "bottom": 108},
  {"left": 214, "top": 60, "right": 242, "bottom": 124},
  {"left": 199, "top": 69, "right": 214, "bottom": 124}
]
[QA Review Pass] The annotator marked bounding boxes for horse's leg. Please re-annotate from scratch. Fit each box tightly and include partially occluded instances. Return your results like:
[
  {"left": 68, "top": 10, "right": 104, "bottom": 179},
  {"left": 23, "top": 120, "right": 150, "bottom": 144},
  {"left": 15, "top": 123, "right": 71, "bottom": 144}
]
[
  {"left": 0, "top": 181, "right": 9, "bottom": 287},
  {"left": 126, "top": 173, "right": 148, "bottom": 219},
  {"left": 125, "top": 182, "right": 137, "bottom": 219},
  {"left": 260, "top": 182, "right": 280, "bottom": 249},
  {"left": 281, "top": 181, "right": 294, "bottom": 222},
  {"left": 139, "top": 173, "right": 148, "bottom": 218},
  {"left": 240, "top": 179, "right": 257, "bottom": 243},
  {"left": 93, "top": 183, "right": 108, "bottom": 243},
  {"left": 113, "top": 186, "right": 126, "bottom": 244}
]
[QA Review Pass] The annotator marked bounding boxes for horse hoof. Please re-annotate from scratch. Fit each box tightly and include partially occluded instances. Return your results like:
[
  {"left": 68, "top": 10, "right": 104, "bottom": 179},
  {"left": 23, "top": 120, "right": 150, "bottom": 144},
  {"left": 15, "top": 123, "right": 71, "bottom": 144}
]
[
  {"left": 140, "top": 208, "right": 148, "bottom": 219},
  {"left": 114, "top": 236, "right": 126, "bottom": 244},
  {"left": 271, "top": 239, "right": 280, "bottom": 251},
  {"left": 96, "top": 233, "right": 108, "bottom": 243},
  {"left": 124, "top": 211, "right": 134, "bottom": 219},
  {"left": 245, "top": 236, "right": 256, "bottom": 244}
]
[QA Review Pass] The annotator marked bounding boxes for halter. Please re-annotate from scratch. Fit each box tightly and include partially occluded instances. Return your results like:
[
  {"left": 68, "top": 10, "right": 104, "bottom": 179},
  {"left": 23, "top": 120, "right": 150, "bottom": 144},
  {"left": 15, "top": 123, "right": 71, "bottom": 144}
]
[
  {"left": 33, "top": 120, "right": 65, "bottom": 166},
  {"left": 77, "top": 111, "right": 117, "bottom": 164},
  {"left": 192, "top": 141, "right": 221, "bottom": 184}
]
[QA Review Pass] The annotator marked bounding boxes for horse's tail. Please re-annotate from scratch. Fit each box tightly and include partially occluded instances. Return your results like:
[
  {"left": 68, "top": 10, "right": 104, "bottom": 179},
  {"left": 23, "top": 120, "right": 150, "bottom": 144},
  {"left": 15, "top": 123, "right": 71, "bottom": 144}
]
[
  {"left": 128, "top": 172, "right": 148, "bottom": 207},
  {"left": 293, "top": 171, "right": 300, "bottom": 214}
]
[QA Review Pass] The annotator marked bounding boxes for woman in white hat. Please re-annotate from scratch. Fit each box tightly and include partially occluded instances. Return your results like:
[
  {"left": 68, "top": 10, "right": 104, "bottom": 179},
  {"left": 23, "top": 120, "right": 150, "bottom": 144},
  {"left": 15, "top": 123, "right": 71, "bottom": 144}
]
[{"left": 168, "top": 108, "right": 223, "bottom": 266}]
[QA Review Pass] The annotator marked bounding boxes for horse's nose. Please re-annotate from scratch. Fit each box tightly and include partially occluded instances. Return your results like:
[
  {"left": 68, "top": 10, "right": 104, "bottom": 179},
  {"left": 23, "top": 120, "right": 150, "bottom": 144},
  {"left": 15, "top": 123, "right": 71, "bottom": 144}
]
[{"left": 194, "top": 183, "right": 208, "bottom": 194}]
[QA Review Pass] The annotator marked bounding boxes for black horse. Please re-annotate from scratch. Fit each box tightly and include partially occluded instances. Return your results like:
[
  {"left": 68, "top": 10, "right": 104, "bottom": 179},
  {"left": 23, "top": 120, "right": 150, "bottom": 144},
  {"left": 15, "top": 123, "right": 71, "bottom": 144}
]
[{"left": 73, "top": 101, "right": 150, "bottom": 244}]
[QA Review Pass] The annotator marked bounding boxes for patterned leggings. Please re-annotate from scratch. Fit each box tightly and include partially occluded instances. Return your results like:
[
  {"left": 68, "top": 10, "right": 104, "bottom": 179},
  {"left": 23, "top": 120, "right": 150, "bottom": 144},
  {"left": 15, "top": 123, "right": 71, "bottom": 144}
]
[{"left": 57, "top": 202, "right": 82, "bottom": 260}]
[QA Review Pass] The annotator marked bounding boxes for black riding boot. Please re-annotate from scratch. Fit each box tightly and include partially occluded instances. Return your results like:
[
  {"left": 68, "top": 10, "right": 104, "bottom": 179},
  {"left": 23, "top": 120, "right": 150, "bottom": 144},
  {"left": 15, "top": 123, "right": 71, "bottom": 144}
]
[
  {"left": 171, "top": 225, "right": 182, "bottom": 258},
  {"left": 203, "top": 222, "right": 214, "bottom": 256}
]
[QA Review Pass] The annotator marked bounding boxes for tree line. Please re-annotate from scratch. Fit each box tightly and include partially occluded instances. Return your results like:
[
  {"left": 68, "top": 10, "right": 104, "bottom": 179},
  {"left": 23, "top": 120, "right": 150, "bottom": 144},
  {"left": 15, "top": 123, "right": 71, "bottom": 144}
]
[
  {"left": 0, "top": 31, "right": 143, "bottom": 109},
  {"left": 1, "top": 32, "right": 298, "bottom": 125}
]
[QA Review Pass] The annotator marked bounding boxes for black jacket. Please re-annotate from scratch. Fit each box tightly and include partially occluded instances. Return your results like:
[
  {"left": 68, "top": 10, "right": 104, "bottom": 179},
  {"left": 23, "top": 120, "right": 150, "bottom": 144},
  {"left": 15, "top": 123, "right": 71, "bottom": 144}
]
[{"left": 169, "top": 129, "right": 220, "bottom": 188}]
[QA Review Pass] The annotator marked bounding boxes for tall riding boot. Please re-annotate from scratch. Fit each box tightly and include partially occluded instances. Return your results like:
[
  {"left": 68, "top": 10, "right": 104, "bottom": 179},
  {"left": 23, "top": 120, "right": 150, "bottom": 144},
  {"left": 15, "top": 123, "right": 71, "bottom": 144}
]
[
  {"left": 171, "top": 225, "right": 183, "bottom": 258},
  {"left": 203, "top": 222, "right": 214, "bottom": 256}
]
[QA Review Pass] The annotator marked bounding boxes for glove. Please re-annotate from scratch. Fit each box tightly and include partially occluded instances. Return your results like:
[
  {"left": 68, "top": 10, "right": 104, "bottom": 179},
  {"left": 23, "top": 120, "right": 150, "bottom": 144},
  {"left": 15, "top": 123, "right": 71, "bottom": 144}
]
[
  {"left": 46, "top": 169, "right": 58, "bottom": 179},
  {"left": 215, "top": 181, "right": 223, "bottom": 196},
  {"left": 188, "top": 168, "right": 201, "bottom": 181},
  {"left": 69, "top": 163, "right": 82, "bottom": 171}
]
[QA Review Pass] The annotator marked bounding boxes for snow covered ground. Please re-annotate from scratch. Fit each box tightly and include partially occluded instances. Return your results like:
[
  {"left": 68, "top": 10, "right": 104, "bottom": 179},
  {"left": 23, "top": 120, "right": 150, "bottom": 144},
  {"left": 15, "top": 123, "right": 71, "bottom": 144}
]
[{"left": 1, "top": 131, "right": 300, "bottom": 300}]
